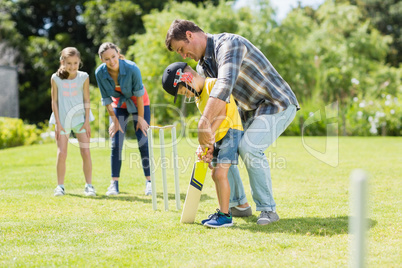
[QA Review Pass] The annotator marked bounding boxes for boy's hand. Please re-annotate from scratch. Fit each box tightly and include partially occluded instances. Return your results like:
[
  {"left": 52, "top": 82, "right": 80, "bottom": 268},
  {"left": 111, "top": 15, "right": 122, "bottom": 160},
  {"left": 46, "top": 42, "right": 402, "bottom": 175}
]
[
  {"left": 208, "top": 163, "right": 214, "bottom": 170},
  {"left": 196, "top": 146, "right": 204, "bottom": 160}
]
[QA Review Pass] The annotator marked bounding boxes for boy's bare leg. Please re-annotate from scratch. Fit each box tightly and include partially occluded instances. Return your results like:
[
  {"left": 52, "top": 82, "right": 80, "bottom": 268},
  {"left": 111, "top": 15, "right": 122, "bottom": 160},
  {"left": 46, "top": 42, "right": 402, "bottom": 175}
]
[{"left": 212, "top": 163, "right": 231, "bottom": 214}]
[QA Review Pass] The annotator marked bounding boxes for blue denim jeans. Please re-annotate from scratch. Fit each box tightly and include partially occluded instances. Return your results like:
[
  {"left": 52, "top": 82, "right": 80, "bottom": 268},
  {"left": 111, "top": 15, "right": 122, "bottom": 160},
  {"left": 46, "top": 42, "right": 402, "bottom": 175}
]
[
  {"left": 111, "top": 106, "right": 151, "bottom": 178},
  {"left": 228, "top": 105, "right": 297, "bottom": 211}
]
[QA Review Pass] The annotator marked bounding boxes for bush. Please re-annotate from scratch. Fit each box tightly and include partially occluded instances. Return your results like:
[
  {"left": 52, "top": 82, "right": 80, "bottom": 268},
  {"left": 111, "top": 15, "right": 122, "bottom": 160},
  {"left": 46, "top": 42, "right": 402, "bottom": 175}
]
[
  {"left": 345, "top": 95, "right": 401, "bottom": 136},
  {"left": 0, "top": 117, "right": 42, "bottom": 149},
  {"left": 283, "top": 99, "right": 331, "bottom": 136},
  {"left": 89, "top": 84, "right": 109, "bottom": 138},
  {"left": 282, "top": 94, "right": 401, "bottom": 137},
  {"left": 89, "top": 84, "right": 401, "bottom": 137}
]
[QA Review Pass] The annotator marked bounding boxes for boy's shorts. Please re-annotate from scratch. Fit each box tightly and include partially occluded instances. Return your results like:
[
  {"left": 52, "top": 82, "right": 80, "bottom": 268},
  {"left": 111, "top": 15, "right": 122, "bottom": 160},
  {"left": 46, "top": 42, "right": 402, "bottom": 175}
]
[
  {"left": 60, "top": 122, "right": 86, "bottom": 135},
  {"left": 212, "top": 128, "right": 243, "bottom": 166}
]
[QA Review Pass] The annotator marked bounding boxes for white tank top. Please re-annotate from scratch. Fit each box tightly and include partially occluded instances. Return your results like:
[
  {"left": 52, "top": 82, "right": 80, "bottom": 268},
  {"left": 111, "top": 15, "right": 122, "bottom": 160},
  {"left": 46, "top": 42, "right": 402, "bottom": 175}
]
[{"left": 49, "top": 71, "right": 94, "bottom": 128}]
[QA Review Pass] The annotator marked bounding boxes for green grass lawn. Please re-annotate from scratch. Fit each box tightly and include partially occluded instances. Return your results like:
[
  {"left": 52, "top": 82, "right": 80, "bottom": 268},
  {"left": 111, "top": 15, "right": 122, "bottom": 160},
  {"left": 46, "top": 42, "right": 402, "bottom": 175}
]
[{"left": 0, "top": 136, "right": 400, "bottom": 267}]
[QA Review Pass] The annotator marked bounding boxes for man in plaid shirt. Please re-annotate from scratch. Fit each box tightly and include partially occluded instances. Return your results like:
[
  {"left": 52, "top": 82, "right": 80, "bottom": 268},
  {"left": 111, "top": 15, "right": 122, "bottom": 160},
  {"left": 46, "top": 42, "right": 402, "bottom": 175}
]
[{"left": 166, "top": 19, "right": 299, "bottom": 225}]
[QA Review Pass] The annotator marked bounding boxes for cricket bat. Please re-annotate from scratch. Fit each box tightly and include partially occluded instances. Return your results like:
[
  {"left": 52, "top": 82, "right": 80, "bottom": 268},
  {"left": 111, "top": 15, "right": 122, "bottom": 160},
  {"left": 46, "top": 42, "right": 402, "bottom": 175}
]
[{"left": 180, "top": 153, "right": 209, "bottom": 223}]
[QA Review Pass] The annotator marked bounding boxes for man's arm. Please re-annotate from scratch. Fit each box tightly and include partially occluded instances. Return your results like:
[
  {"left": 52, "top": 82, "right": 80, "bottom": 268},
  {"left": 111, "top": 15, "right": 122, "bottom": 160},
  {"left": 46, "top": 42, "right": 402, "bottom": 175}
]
[
  {"left": 198, "top": 97, "right": 226, "bottom": 146},
  {"left": 199, "top": 36, "right": 245, "bottom": 144}
]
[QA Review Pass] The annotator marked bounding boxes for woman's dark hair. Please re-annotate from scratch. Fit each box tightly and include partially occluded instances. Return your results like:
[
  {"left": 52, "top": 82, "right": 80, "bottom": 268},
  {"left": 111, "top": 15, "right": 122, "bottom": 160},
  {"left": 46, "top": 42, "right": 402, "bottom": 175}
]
[{"left": 98, "top": 42, "right": 125, "bottom": 60}]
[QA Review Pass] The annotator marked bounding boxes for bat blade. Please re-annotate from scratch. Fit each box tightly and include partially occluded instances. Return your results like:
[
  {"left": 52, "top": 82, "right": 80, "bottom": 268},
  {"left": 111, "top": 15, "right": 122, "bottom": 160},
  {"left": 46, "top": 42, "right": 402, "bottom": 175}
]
[{"left": 180, "top": 161, "right": 209, "bottom": 223}]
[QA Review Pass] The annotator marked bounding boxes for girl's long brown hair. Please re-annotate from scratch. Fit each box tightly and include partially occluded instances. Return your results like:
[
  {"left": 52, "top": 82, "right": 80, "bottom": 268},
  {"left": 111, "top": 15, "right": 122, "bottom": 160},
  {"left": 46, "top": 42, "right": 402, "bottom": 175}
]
[{"left": 57, "top": 47, "right": 82, "bottom": 79}]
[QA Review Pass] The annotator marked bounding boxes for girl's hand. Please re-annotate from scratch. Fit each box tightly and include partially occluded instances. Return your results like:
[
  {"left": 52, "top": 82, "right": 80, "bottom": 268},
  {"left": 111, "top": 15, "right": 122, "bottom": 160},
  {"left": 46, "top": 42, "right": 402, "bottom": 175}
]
[
  {"left": 55, "top": 123, "right": 66, "bottom": 141},
  {"left": 80, "top": 121, "right": 91, "bottom": 138},
  {"left": 109, "top": 119, "right": 124, "bottom": 138},
  {"left": 136, "top": 116, "right": 149, "bottom": 136}
]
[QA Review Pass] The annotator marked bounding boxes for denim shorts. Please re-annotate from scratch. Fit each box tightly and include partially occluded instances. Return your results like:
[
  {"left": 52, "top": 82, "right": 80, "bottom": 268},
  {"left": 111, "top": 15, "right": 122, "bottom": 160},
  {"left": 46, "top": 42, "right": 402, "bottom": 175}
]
[
  {"left": 212, "top": 128, "right": 243, "bottom": 165},
  {"left": 60, "top": 122, "right": 86, "bottom": 135}
]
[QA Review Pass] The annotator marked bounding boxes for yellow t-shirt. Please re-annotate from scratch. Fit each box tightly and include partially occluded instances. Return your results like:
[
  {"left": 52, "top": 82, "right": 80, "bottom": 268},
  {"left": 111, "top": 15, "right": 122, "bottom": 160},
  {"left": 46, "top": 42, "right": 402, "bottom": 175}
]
[{"left": 196, "top": 78, "right": 243, "bottom": 142}]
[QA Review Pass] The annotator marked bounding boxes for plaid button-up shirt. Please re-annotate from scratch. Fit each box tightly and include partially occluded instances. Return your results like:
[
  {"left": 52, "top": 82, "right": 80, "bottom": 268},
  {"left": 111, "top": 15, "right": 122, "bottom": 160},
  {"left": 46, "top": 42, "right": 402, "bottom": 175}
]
[{"left": 197, "top": 33, "right": 299, "bottom": 122}]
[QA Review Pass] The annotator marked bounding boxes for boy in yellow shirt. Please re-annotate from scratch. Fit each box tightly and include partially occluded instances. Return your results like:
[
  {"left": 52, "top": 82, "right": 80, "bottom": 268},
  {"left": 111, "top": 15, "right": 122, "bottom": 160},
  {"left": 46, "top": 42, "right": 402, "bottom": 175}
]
[{"left": 162, "top": 62, "right": 244, "bottom": 228}]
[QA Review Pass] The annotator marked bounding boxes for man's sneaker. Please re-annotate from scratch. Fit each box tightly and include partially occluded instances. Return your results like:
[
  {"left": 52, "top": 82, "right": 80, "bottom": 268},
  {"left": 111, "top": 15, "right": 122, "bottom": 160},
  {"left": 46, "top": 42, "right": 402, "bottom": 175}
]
[
  {"left": 106, "top": 181, "right": 119, "bottom": 196},
  {"left": 257, "top": 211, "right": 280, "bottom": 225},
  {"left": 54, "top": 186, "right": 65, "bottom": 197},
  {"left": 145, "top": 180, "right": 152, "bottom": 196},
  {"left": 230, "top": 206, "right": 252, "bottom": 217},
  {"left": 84, "top": 185, "right": 96, "bottom": 197},
  {"left": 204, "top": 210, "right": 233, "bottom": 228}
]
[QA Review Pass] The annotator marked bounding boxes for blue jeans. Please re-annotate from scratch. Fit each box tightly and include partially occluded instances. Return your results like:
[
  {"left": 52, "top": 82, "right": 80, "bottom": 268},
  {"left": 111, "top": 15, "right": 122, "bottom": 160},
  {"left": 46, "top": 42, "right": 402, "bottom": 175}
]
[
  {"left": 111, "top": 106, "right": 151, "bottom": 178},
  {"left": 228, "top": 105, "right": 297, "bottom": 211}
]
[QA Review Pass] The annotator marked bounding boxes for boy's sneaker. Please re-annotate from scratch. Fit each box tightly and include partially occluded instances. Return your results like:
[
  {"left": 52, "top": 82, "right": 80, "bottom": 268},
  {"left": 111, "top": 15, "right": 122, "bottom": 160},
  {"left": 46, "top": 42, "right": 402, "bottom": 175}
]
[
  {"left": 201, "top": 210, "right": 220, "bottom": 225},
  {"left": 84, "top": 185, "right": 96, "bottom": 197},
  {"left": 106, "top": 181, "right": 119, "bottom": 196},
  {"left": 54, "top": 186, "right": 65, "bottom": 197},
  {"left": 230, "top": 206, "right": 252, "bottom": 217},
  {"left": 145, "top": 180, "right": 152, "bottom": 196},
  {"left": 204, "top": 210, "right": 233, "bottom": 228},
  {"left": 257, "top": 211, "right": 280, "bottom": 225}
]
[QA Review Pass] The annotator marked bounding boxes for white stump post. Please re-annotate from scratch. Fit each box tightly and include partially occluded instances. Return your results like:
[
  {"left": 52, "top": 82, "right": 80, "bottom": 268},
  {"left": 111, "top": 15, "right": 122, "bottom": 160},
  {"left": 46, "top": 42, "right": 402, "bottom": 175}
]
[
  {"left": 171, "top": 126, "right": 181, "bottom": 210},
  {"left": 349, "top": 169, "right": 368, "bottom": 268},
  {"left": 147, "top": 128, "right": 157, "bottom": 211},
  {"left": 159, "top": 128, "right": 168, "bottom": 211}
]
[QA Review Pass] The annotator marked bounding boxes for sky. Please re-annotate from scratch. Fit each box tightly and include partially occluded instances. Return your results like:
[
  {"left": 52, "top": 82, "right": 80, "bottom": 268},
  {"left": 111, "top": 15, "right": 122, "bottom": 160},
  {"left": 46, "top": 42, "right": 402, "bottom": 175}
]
[{"left": 234, "top": 0, "right": 326, "bottom": 21}]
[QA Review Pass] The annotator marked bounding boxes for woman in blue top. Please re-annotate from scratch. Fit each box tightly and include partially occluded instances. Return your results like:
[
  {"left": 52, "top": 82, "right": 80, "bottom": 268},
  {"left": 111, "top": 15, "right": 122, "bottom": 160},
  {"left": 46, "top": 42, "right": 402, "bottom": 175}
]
[{"left": 95, "top": 42, "right": 151, "bottom": 196}]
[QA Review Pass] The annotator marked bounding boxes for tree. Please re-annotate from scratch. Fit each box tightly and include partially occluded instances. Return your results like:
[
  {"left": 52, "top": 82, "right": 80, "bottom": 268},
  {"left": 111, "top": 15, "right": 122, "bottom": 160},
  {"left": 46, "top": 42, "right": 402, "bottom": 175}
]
[
  {"left": 83, "top": 0, "right": 219, "bottom": 55},
  {"left": 2, "top": 0, "right": 95, "bottom": 123},
  {"left": 128, "top": 0, "right": 277, "bottom": 123},
  {"left": 304, "top": 1, "right": 394, "bottom": 134},
  {"left": 83, "top": 0, "right": 144, "bottom": 53},
  {"left": 0, "top": 2, "right": 23, "bottom": 66},
  {"left": 346, "top": 0, "right": 401, "bottom": 66}
]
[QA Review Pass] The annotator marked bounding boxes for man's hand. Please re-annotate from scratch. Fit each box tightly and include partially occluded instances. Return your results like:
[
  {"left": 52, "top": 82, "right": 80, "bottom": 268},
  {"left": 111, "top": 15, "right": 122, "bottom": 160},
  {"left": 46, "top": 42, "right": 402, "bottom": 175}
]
[
  {"left": 198, "top": 115, "right": 215, "bottom": 146},
  {"left": 198, "top": 116, "right": 215, "bottom": 162},
  {"left": 197, "top": 97, "right": 226, "bottom": 163},
  {"left": 196, "top": 145, "right": 214, "bottom": 163}
]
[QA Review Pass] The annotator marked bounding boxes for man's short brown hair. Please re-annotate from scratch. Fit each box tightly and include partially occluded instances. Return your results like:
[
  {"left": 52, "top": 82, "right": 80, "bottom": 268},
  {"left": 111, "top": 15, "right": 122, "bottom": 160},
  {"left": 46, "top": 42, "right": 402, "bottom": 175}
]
[{"left": 165, "top": 19, "right": 204, "bottom": 51}]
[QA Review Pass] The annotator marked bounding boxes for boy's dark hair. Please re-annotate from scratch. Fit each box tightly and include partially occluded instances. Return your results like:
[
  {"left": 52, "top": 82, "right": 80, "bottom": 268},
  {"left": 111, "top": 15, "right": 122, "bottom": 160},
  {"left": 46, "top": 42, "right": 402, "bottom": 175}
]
[{"left": 165, "top": 19, "right": 204, "bottom": 51}]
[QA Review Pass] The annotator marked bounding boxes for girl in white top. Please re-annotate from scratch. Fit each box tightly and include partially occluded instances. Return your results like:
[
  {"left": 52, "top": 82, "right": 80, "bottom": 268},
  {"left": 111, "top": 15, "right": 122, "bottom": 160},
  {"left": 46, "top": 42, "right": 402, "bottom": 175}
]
[{"left": 50, "top": 47, "right": 95, "bottom": 197}]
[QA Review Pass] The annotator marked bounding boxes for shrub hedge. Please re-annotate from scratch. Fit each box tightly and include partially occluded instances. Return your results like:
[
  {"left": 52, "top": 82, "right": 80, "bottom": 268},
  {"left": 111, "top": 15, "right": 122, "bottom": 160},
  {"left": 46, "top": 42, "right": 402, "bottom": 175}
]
[{"left": 0, "top": 117, "right": 42, "bottom": 149}]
